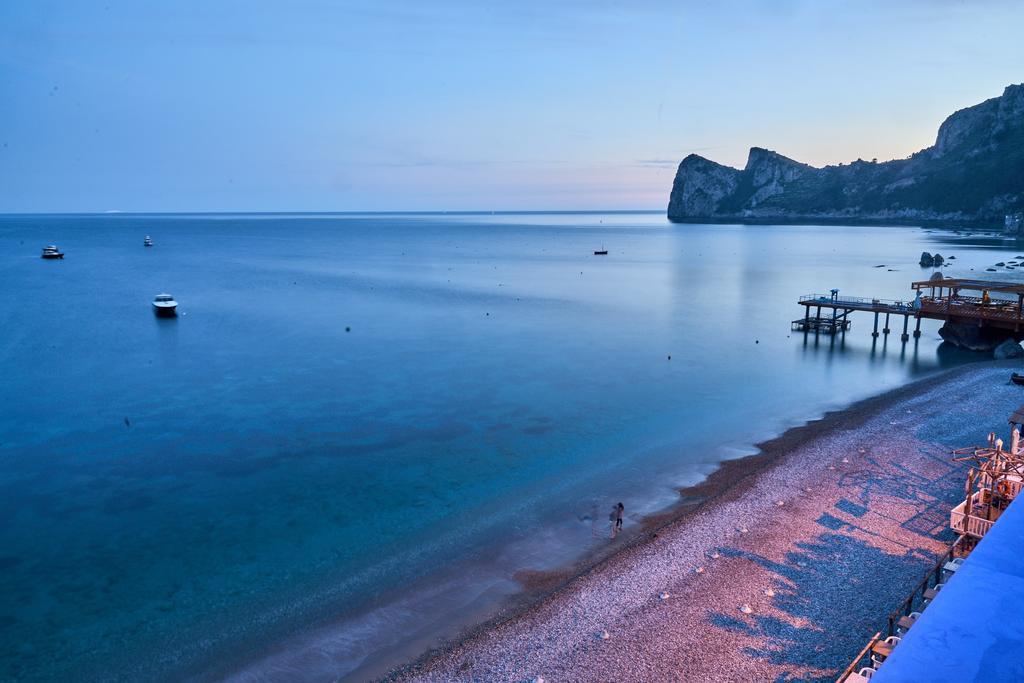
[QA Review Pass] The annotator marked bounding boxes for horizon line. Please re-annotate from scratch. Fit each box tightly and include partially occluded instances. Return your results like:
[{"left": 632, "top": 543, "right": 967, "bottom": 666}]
[{"left": 0, "top": 209, "right": 667, "bottom": 217}]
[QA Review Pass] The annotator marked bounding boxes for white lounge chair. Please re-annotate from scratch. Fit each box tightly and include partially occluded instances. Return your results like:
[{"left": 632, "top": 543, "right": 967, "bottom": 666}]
[{"left": 943, "top": 558, "right": 965, "bottom": 575}]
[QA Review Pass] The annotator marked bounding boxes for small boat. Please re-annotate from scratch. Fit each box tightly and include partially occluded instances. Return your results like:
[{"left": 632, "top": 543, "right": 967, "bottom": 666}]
[
  {"left": 1012, "top": 373, "right": 1024, "bottom": 386},
  {"left": 152, "top": 293, "right": 178, "bottom": 317},
  {"left": 41, "top": 245, "right": 64, "bottom": 259},
  {"left": 144, "top": 236, "right": 153, "bottom": 247},
  {"left": 594, "top": 249, "right": 608, "bottom": 256}
]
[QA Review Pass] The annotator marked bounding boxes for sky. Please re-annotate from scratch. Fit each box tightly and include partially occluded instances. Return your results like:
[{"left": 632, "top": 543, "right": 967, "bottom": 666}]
[{"left": 1, "top": 0, "right": 1022, "bottom": 212}]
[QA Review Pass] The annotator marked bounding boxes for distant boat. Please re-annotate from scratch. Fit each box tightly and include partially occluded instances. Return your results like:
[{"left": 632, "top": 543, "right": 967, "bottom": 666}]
[
  {"left": 152, "top": 293, "right": 178, "bottom": 317},
  {"left": 594, "top": 248, "right": 608, "bottom": 256},
  {"left": 1013, "top": 373, "right": 1024, "bottom": 387},
  {"left": 144, "top": 236, "right": 153, "bottom": 247},
  {"left": 41, "top": 245, "right": 64, "bottom": 259}
]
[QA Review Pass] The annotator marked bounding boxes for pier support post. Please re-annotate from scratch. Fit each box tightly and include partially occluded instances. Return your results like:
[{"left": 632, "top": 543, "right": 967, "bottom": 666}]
[
  {"left": 883, "top": 312, "right": 891, "bottom": 334},
  {"left": 901, "top": 315, "right": 910, "bottom": 342},
  {"left": 872, "top": 312, "right": 880, "bottom": 338},
  {"left": 913, "top": 316, "right": 922, "bottom": 339}
]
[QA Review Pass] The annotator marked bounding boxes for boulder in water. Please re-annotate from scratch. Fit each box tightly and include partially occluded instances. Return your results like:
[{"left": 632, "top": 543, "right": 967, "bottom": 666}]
[
  {"left": 939, "top": 322, "right": 1019, "bottom": 352},
  {"left": 933, "top": 253, "right": 945, "bottom": 266},
  {"left": 994, "top": 339, "right": 1024, "bottom": 359},
  {"left": 920, "top": 252, "right": 935, "bottom": 267}
]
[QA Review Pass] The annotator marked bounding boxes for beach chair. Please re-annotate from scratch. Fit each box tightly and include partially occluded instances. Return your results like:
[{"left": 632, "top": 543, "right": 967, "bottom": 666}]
[
  {"left": 896, "top": 612, "right": 921, "bottom": 634},
  {"left": 942, "top": 557, "right": 965, "bottom": 576},
  {"left": 923, "top": 582, "right": 944, "bottom": 604}
]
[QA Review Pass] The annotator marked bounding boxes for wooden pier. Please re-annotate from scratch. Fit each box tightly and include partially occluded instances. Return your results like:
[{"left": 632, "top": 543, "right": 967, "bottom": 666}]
[{"left": 796, "top": 278, "right": 1024, "bottom": 342}]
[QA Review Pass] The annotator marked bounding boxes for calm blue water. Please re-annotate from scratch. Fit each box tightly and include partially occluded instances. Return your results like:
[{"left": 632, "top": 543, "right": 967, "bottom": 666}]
[{"left": 0, "top": 213, "right": 1013, "bottom": 681}]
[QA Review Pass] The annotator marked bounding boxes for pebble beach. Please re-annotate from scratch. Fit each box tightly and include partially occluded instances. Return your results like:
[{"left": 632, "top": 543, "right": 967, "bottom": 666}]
[{"left": 391, "top": 360, "right": 1020, "bottom": 683}]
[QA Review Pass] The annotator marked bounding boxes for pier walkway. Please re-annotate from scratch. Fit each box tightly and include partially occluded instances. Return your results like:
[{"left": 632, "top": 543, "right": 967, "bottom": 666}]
[{"left": 796, "top": 278, "right": 1024, "bottom": 341}]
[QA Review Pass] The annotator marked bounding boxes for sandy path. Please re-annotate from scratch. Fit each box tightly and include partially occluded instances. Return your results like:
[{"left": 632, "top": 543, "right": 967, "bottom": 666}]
[{"left": 390, "top": 361, "right": 1019, "bottom": 683}]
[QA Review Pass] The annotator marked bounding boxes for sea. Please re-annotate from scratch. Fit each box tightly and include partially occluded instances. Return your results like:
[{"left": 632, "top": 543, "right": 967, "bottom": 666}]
[{"left": 0, "top": 212, "right": 1016, "bottom": 681}]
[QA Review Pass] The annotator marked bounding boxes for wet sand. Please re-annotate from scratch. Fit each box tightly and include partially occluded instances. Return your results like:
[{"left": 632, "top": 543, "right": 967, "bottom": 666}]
[{"left": 389, "top": 360, "right": 1020, "bottom": 682}]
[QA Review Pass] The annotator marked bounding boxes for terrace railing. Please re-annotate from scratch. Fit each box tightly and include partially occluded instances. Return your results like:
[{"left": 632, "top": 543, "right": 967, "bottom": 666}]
[
  {"left": 949, "top": 485, "right": 1018, "bottom": 538},
  {"left": 950, "top": 500, "right": 996, "bottom": 538},
  {"left": 835, "top": 632, "right": 881, "bottom": 683},
  {"left": 885, "top": 536, "right": 966, "bottom": 638}
]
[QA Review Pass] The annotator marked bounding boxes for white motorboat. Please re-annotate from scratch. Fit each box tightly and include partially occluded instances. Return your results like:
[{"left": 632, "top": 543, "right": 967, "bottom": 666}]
[
  {"left": 144, "top": 236, "right": 153, "bottom": 247},
  {"left": 41, "top": 245, "right": 64, "bottom": 259},
  {"left": 152, "top": 293, "right": 178, "bottom": 317}
]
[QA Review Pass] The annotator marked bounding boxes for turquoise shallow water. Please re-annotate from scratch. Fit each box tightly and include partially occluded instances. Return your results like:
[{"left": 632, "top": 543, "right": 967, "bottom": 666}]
[{"left": 0, "top": 213, "right": 1014, "bottom": 681}]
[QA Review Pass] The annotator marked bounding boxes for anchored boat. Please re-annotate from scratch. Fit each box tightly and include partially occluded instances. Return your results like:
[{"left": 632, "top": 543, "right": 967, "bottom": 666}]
[
  {"left": 41, "top": 245, "right": 64, "bottom": 259},
  {"left": 152, "top": 293, "right": 178, "bottom": 317}
]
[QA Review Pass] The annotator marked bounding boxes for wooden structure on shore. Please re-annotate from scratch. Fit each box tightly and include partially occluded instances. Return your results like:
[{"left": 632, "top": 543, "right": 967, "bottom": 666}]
[
  {"left": 949, "top": 414, "right": 1024, "bottom": 541},
  {"left": 796, "top": 278, "right": 1024, "bottom": 341}
]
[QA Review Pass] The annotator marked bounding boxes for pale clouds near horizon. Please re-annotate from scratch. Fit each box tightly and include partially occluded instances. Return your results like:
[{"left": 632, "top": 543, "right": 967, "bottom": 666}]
[{"left": 0, "top": 0, "right": 1021, "bottom": 211}]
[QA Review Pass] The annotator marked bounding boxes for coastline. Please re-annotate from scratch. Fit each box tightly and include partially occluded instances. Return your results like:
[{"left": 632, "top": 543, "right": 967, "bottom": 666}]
[
  {"left": 664, "top": 215, "right": 1002, "bottom": 229},
  {"left": 387, "top": 359, "right": 1016, "bottom": 682}
]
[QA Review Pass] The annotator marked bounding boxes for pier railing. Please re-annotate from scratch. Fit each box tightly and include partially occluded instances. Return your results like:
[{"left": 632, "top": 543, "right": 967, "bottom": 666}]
[
  {"left": 798, "top": 292, "right": 905, "bottom": 305},
  {"left": 918, "top": 296, "right": 1024, "bottom": 323},
  {"left": 799, "top": 293, "right": 1024, "bottom": 326}
]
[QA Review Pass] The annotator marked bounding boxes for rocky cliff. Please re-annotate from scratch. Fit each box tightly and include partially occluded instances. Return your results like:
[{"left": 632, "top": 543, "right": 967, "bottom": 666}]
[{"left": 667, "top": 84, "right": 1024, "bottom": 225}]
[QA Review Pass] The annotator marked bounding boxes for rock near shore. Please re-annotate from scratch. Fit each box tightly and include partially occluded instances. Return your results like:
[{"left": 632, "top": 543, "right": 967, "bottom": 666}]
[
  {"left": 667, "top": 84, "right": 1024, "bottom": 225},
  {"left": 938, "top": 321, "right": 1022, "bottom": 353},
  {"left": 994, "top": 338, "right": 1024, "bottom": 359}
]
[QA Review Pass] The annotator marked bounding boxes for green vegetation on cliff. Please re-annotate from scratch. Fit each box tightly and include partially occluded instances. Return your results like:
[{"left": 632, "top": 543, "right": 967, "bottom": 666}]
[{"left": 668, "top": 84, "right": 1024, "bottom": 225}]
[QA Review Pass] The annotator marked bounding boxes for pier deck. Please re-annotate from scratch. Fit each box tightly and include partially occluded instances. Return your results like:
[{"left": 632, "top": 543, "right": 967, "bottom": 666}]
[{"left": 796, "top": 278, "right": 1024, "bottom": 341}]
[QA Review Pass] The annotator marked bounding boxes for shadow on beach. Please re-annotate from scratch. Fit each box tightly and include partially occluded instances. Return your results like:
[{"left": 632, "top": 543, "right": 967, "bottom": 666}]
[{"left": 705, "top": 447, "right": 963, "bottom": 682}]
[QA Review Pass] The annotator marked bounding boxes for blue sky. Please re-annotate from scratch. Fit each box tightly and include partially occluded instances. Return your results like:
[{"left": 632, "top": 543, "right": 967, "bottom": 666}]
[{"left": 1, "top": 1, "right": 1022, "bottom": 212}]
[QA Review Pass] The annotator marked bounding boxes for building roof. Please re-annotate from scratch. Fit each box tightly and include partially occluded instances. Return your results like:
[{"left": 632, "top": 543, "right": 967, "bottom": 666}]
[
  {"left": 911, "top": 278, "right": 1024, "bottom": 295},
  {"left": 871, "top": 496, "right": 1024, "bottom": 682}
]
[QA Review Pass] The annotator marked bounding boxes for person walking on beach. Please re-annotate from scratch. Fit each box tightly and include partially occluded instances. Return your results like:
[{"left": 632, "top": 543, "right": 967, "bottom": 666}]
[{"left": 614, "top": 502, "right": 624, "bottom": 532}]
